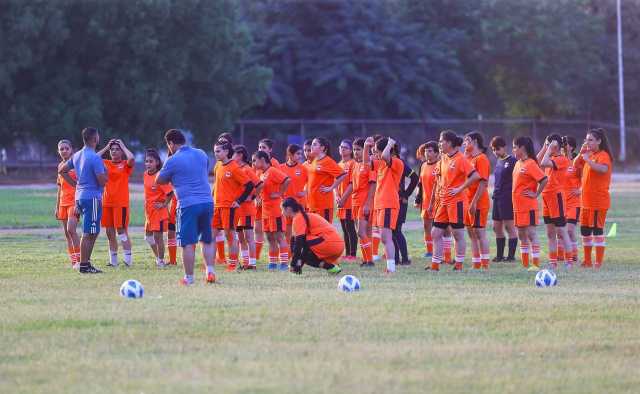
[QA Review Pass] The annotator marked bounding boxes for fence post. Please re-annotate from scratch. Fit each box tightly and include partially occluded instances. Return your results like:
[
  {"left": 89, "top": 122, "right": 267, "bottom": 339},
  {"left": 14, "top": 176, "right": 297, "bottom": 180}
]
[
  {"left": 361, "top": 122, "right": 367, "bottom": 137},
  {"left": 240, "top": 123, "right": 245, "bottom": 145},
  {"left": 300, "top": 121, "right": 305, "bottom": 140}
]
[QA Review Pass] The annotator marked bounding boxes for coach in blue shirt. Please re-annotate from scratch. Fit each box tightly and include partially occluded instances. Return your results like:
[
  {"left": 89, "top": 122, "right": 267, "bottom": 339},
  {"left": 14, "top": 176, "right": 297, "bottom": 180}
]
[
  {"left": 59, "top": 127, "right": 107, "bottom": 274},
  {"left": 157, "top": 129, "right": 215, "bottom": 285}
]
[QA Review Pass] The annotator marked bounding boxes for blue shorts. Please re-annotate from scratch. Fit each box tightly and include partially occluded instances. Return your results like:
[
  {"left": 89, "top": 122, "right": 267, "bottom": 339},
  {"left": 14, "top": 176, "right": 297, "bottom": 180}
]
[
  {"left": 492, "top": 197, "right": 514, "bottom": 221},
  {"left": 76, "top": 198, "right": 102, "bottom": 235},
  {"left": 176, "top": 202, "right": 214, "bottom": 246}
]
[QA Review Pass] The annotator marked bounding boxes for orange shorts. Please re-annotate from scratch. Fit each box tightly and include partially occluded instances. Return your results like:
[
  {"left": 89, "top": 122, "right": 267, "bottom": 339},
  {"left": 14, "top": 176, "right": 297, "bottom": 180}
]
[
  {"left": 542, "top": 192, "right": 566, "bottom": 220},
  {"left": 514, "top": 210, "right": 538, "bottom": 227},
  {"left": 256, "top": 204, "right": 263, "bottom": 221},
  {"left": 57, "top": 205, "right": 77, "bottom": 220},
  {"left": 434, "top": 200, "right": 466, "bottom": 229},
  {"left": 311, "top": 239, "right": 345, "bottom": 264},
  {"left": 372, "top": 208, "right": 399, "bottom": 230},
  {"left": 168, "top": 200, "right": 177, "bottom": 224},
  {"left": 145, "top": 217, "right": 167, "bottom": 233},
  {"left": 421, "top": 206, "right": 434, "bottom": 220},
  {"left": 352, "top": 206, "right": 371, "bottom": 222},
  {"left": 263, "top": 215, "right": 285, "bottom": 233},
  {"left": 309, "top": 208, "right": 334, "bottom": 223},
  {"left": 102, "top": 206, "right": 129, "bottom": 228},
  {"left": 337, "top": 208, "right": 354, "bottom": 221},
  {"left": 566, "top": 205, "right": 580, "bottom": 224},
  {"left": 580, "top": 208, "right": 607, "bottom": 229},
  {"left": 212, "top": 207, "right": 237, "bottom": 230},
  {"left": 465, "top": 208, "right": 489, "bottom": 228},
  {"left": 235, "top": 203, "right": 256, "bottom": 229}
]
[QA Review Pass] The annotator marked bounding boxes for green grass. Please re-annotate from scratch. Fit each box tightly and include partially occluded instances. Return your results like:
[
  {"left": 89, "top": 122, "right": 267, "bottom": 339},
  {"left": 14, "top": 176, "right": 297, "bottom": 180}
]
[{"left": 1, "top": 185, "right": 639, "bottom": 393}]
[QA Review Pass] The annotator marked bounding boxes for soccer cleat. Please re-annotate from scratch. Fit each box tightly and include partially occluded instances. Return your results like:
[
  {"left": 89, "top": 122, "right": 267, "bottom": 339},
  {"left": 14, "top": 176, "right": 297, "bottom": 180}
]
[
  {"left": 327, "top": 265, "right": 342, "bottom": 275},
  {"left": 360, "top": 261, "right": 374, "bottom": 267},
  {"left": 106, "top": 261, "right": 119, "bottom": 268},
  {"left": 398, "top": 260, "right": 412, "bottom": 266},
  {"left": 215, "top": 258, "right": 226, "bottom": 265},
  {"left": 492, "top": 256, "right": 504, "bottom": 263},
  {"left": 278, "top": 263, "right": 289, "bottom": 271},
  {"left": 481, "top": 262, "right": 489, "bottom": 270},
  {"left": 179, "top": 277, "right": 194, "bottom": 286},
  {"left": 580, "top": 261, "right": 592, "bottom": 268},
  {"left": 527, "top": 265, "right": 540, "bottom": 272},
  {"left": 453, "top": 262, "right": 463, "bottom": 271},
  {"left": 382, "top": 268, "right": 395, "bottom": 274},
  {"left": 156, "top": 261, "right": 167, "bottom": 268},
  {"left": 206, "top": 272, "right": 216, "bottom": 283},
  {"left": 123, "top": 260, "right": 132, "bottom": 267},
  {"left": 225, "top": 264, "right": 236, "bottom": 272},
  {"left": 593, "top": 263, "right": 602, "bottom": 270},
  {"left": 79, "top": 264, "right": 102, "bottom": 274},
  {"left": 426, "top": 262, "right": 440, "bottom": 271},
  {"left": 423, "top": 252, "right": 432, "bottom": 258},
  {"left": 564, "top": 262, "right": 574, "bottom": 270},
  {"left": 72, "top": 263, "right": 80, "bottom": 271},
  {"left": 503, "top": 256, "right": 516, "bottom": 263},
  {"left": 267, "top": 262, "right": 278, "bottom": 271},
  {"left": 472, "top": 262, "right": 481, "bottom": 270},
  {"left": 242, "top": 264, "right": 257, "bottom": 270}
]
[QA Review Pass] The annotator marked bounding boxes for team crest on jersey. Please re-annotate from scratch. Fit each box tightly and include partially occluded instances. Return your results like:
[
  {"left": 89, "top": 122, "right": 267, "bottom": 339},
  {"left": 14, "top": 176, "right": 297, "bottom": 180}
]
[
  {"left": 295, "top": 169, "right": 301, "bottom": 176},
  {"left": 316, "top": 165, "right": 322, "bottom": 170},
  {"left": 225, "top": 171, "right": 232, "bottom": 178},
  {"left": 448, "top": 162, "right": 456, "bottom": 169},
  {"left": 504, "top": 162, "right": 510, "bottom": 168},
  {"left": 519, "top": 167, "right": 527, "bottom": 173}
]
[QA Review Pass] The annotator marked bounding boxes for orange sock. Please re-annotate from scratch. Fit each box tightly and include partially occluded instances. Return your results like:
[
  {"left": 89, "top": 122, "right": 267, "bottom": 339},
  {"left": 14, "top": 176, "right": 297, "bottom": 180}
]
[
  {"left": 443, "top": 237, "right": 453, "bottom": 264},
  {"left": 73, "top": 246, "right": 80, "bottom": 264},
  {"left": 67, "top": 247, "right": 75, "bottom": 264},
  {"left": 594, "top": 235, "right": 605, "bottom": 266},
  {"left": 531, "top": 243, "right": 540, "bottom": 267},
  {"left": 480, "top": 253, "right": 489, "bottom": 269},
  {"left": 360, "top": 237, "right": 373, "bottom": 263},
  {"left": 454, "top": 254, "right": 464, "bottom": 271},
  {"left": 582, "top": 236, "right": 593, "bottom": 267},
  {"left": 268, "top": 250, "right": 278, "bottom": 267},
  {"left": 557, "top": 245, "right": 564, "bottom": 262},
  {"left": 279, "top": 246, "right": 290, "bottom": 265},
  {"left": 549, "top": 250, "right": 557, "bottom": 266},
  {"left": 216, "top": 235, "right": 226, "bottom": 264},
  {"left": 227, "top": 252, "right": 238, "bottom": 271},
  {"left": 520, "top": 242, "right": 530, "bottom": 268},
  {"left": 424, "top": 233, "right": 433, "bottom": 254},
  {"left": 372, "top": 233, "right": 381, "bottom": 258},
  {"left": 572, "top": 242, "right": 579, "bottom": 263},
  {"left": 168, "top": 238, "right": 177, "bottom": 264},
  {"left": 255, "top": 241, "right": 264, "bottom": 261}
]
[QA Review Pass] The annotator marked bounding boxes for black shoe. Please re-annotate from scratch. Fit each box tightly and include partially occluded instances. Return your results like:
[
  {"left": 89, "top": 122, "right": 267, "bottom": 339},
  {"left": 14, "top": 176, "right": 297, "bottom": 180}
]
[
  {"left": 492, "top": 256, "right": 504, "bottom": 263},
  {"left": 503, "top": 256, "right": 516, "bottom": 263},
  {"left": 79, "top": 263, "right": 103, "bottom": 274},
  {"left": 399, "top": 260, "right": 412, "bottom": 266},
  {"left": 360, "top": 261, "right": 375, "bottom": 267}
]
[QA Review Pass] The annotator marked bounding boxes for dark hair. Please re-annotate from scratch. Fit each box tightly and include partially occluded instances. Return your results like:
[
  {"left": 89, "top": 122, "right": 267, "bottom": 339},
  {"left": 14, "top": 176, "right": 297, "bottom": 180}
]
[
  {"left": 214, "top": 140, "right": 233, "bottom": 159},
  {"left": 287, "top": 144, "right": 302, "bottom": 159},
  {"left": 253, "top": 150, "right": 271, "bottom": 164},
  {"left": 145, "top": 148, "right": 163, "bottom": 172},
  {"left": 587, "top": 128, "right": 613, "bottom": 160},
  {"left": 217, "top": 132, "right": 233, "bottom": 144},
  {"left": 425, "top": 140, "right": 438, "bottom": 153},
  {"left": 353, "top": 138, "right": 365, "bottom": 148},
  {"left": 313, "top": 137, "right": 331, "bottom": 156},
  {"left": 165, "top": 129, "right": 186, "bottom": 145},
  {"left": 339, "top": 139, "right": 353, "bottom": 158},
  {"left": 546, "top": 133, "right": 564, "bottom": 150},
  {"left": 259, "top": 138, "right": 274, "bottom": 150},
  {"left": 375, "top": 137, "right": 388, "bottom": 153},
  {"left": 372, "top": 134, "right": 384, "bottom": 142},
  {"left": 440, "top": 130, "right": 463, "bottom": 148},
  {"left": 562, "top": 135, "right": 577, "bottom": 158},
  {"left": 513, "top": 136, "right": 537, "bottom": 163},
  {"left": 282, "top": 197, "right": 310, "bottom": 229},
  {"left": 303, "top": 139, "right": 313, "bottom": 147},
  {"left": 58, "top": 139, "right": 73, "bottom": 148},
  {"left": 465, "top": 131, "right": 486, "bottom": 152},
  {"left": 233, "top": 145, "right": 249, "bottom": 164},
  {"left": 82, "top": 127, "right": 99, "bottom": 143},
  {"left": 490, "top": 136, "right": 506, "bottom": 149}
]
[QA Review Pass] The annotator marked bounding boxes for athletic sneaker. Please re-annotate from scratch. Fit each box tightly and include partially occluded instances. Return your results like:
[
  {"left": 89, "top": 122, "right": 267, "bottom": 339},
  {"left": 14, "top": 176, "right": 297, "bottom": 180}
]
[
  {"left": 79, "top": 263, "right": 102, "bottom": 274},
  {"left": 267, "top": 263, "right": 278, "bottom": 271},
  {"left": 278, "top": 263, "right": 289, "bottom": 271},
  {"left": 72, "top": 263, "right": 79, "bottom": 271},
  {"left": 225, "top": 264, "right": 236, "bottom": 272},
  {"left": 242, "top": 264, "right": 257, "bottom": 270},
  {"left": 360, "top": 261, "right": 374, "bottom": 267},
  {"left": 398, "top": 260, "right": 412, "bottom": 266},
  {"left": 503, "top": 256, "right": 516, "bottom": 263},
  {"left": 425, "top": 263, "right": 439, "bottom": 271},
  {"left": 157, "top": 261, "right": 167, "bottom": 268},
  {"left": 106, "top": 261, "right": 119, "bottom": 268},
  {"left": 565, "top": 262, "right": 574, "bottom": 270},
  {"left": 123, "top": 259, "right": 132, "bottom": 267},
  {"left": 180, "top": 277, "right": 194, "bottom": 286},
  {"left": 527, "top": 265, "right": 540, "bottom": 272},
  {"left": 206, "top": 272, "right": 216, "bottom": 283},
  {"left": 423, "top": 252, "right": 432, "bottom": 258},
  {"left": 327, "top": 265, "right": 342, "bottom": 274},
  {"left": 492, "top": 256, "right": 504, "bottom": 263}
]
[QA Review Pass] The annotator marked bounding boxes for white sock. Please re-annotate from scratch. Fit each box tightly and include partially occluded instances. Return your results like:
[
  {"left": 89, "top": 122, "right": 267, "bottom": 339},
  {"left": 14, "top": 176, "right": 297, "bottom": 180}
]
[
  {"left": 123, "top": 250, "right": 132, "bottom": 264},
  {"left": 386, "top": 259, "right": 396, "bottom": 272},
  {"left": 249, "top": 257, "right": 257, "bottom": 266},
  {"left": 110, "top": 250, "right": 118, "bottom": 264}
]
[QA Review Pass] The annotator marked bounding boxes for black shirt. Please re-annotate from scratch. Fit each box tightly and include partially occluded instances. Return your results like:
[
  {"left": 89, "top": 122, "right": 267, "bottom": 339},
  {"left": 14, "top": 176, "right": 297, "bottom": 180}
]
[{"left": 493, "top": 155, "right": 517, "bottom": 200}]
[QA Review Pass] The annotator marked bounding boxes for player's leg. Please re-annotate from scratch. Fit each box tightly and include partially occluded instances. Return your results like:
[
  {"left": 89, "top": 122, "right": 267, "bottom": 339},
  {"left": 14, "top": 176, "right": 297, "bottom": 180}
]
[
  {"left": 429, "top": 224, "right": 446, "bottom": 271},
  {"left": 527, "top": 224, "right": 541, "bottom": 271},
  {"left": 266, "top": 230, "right": 278, "bottom": 270},
  {"left": 545, "top": 221, "right": 558, "bottom": 268},
  {"left": 153, "top": 226, "right": 166, "bottom": 267},
  {"left": 467, "top": 226, "right": 480, "bottom": 269},
  {"left": 254, "top": 218, "right": 264, "bottom": 262},
  {"left": 105, "top": 227, "right": 118, "bottom": 266},
  {"left": 493, "top": 219, "right": 506, "bottom": 262},
  {"left": 145, "top": 231, "right": 159, "bottom": 258},
  {"left": 504, "top": 219, "right": 518, "bottom": 261},
  {"left": 60, "top": 218, "right": 75, "bottom": 265},
  {"left": 423, "top": 216, "right": 433, "bottom": 257},
  {"left": 78, "top": 198, "right": 102, "bottom": 273},
  {"left": 67, "top": 212, "right": 81, "bottom": 267}
]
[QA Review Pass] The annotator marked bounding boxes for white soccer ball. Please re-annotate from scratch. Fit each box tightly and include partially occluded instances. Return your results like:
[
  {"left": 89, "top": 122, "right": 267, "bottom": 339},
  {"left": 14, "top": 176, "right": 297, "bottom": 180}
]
[
  {"left": 120, "top": 279, "right": 144, "bottom": 299},
  {"left": 338, "top": 275, "right": 361, "bottom": 292},
  {"left": 535, "top": 269, "right": 557, "bottom": 288}
]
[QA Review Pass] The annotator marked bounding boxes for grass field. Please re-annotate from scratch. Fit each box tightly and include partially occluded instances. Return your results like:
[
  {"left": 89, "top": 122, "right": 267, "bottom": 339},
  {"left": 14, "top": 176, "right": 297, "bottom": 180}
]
[{"left": 1, "top": 184, "right": 639, "bottom": 393}]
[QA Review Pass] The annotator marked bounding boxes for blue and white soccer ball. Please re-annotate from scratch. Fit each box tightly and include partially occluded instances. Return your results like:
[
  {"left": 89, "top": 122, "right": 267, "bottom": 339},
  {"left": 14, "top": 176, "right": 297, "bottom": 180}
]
[
  {"left": 338, "top": 275, "right": 361, "bottom": 292},
  {"left": 120, "top": 279, "right": 144, "bottom": 299},
  {"left": 535, "top": 269, "right": 557, "bottom": 288}
]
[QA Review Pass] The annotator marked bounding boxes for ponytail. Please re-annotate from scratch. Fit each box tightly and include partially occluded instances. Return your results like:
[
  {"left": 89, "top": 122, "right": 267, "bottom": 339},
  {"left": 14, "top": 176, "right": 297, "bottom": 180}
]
[
  {"left": 587, "top": 128, "right": 613, "bottom": 160},
  {"left": 465, "top": 131, "right": 486, "bottom": 153},
  {"left": 513, "top": 136, "right": 537, "bottom": 163},
  {"left": 282, "top": 197, "right": 310, "bottom": 230},
  {"left": 440, "top": 130, "right": 463, "bottom": 148}
]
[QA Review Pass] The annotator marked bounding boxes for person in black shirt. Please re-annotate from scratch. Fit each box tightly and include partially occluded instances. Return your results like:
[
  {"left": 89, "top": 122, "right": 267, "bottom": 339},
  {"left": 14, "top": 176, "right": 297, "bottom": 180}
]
[
  {"left": 393, "top": 148, "right": 419, "bottom": 265},
  {"left": 490, "top": 136, "right": 518, "bottom": 262}
]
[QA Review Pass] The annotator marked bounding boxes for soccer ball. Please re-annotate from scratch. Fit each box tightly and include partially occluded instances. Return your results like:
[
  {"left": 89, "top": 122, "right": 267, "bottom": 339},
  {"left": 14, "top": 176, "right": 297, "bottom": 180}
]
[
  {"left": 535, "top": 269, "right": 557, "bottom": 288},
  {"left": 120, "top": 279, "right": 144, "bottom": 299},
  {"left": 338, "top": 275, "right": 361, "bottom": 292}
]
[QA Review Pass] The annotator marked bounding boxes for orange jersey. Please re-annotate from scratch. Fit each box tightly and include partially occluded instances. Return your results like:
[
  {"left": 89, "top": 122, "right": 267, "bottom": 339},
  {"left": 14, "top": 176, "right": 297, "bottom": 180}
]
[
  {"left": 239, "top": 163, "right": 260, "bottom": 203},
  {"left": 337, "top": 159, "right": 355, "bottom": 209},
  {"left": 259, "top": 166, "right": 289, "bottom": 217},
  {"left": 351, "top": 161, "right": 374, "bottom": 207},
  {"left": 280, "top": 161, "right": 308, "bottom": 206},
  {"left": 373, "top": 157, "right": 403, "bottom": 210},
  {"left": 307, "top": 155, "right": 345, "bottom": 211},
  {"left": 57, "top": 169, "right": 77, "bottom": 207},
  {"left": 292, "top": 211, "right": 343, "bottom": 260},
  {"left": 542, "top": 155, "right": 569, "bottom": 196},
  {"left": 467, "top": 153, "right": 490, "bottom": 209},
  {"left": 512, "top": 158, "right": 546, "bottom": 213},
  {"left": 212, "top": 160, "right": 250, "bottom": 208},
  {"left": 270, "top": 157, "right": 280, "bottom": 166},
  {"left": 419, "top": 161, "right": 438, "bottom": 206},
  {"left": 565, "top": 160, "right": 582, "bottom": 208},
  {"left": 102, "top": 160, "right": 133, "bottom": 207},
  {"left": 576, "top": 150, "right": 612, "bottom": 210},
  {"left": 143, "top": 171, "right": 172, "bottom": 215},
  {"left": 437, "top": 151, "right": 475, "bottom": 205}
]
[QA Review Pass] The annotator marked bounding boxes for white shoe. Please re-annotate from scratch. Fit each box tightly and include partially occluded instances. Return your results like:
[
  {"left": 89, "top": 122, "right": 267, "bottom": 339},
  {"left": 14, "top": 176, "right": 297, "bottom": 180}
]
[
  {"left": 72, "top": 263, "right": 80, "bottom": 270},
  {"left": 156, "top": 261, "right": 166, "bottom": 268}
]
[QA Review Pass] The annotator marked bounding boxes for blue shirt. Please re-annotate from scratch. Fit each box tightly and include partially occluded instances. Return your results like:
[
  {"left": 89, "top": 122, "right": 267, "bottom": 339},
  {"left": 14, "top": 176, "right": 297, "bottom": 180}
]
[
  {"left": 68, "top": 146, "right": 106, "bottom": 200},
  {"left": 157, "top": 146, "right": 212, "bottom": 208},
  {"left": 493, "top": 154, "right": 517, "bottom": 200}
]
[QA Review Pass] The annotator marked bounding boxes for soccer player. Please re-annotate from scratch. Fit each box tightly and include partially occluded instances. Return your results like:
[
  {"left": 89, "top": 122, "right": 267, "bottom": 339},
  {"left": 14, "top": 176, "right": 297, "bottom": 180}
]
[
  {"left": 489, "top": 136, "right": 518, "bottom": 262},
  {"left": 97, "top": 139, "right": 134, "bottom": 267},
  {"left": 254, "top": 138, "right": 281, "bottom": 262},
  {"left": 212, "top": 132, "right": 234, "bottom": 264},
  {"left": 283, "top": 198, "right": 343, "bottom": 275},
  {"left": 211, "top": 140, "right": 254, "bottom": 272},
  {"left": 512, "top": 136, "right": 548, "bottom": 271},
  {"left": 573, "top": 128, "right": 612, "bottom": 268},
  {"left": 538, "top": 134, "right": 573, "bottom": 269},
  {"left": 366, "top": 136, "right": 404, "bottom": 273},
  {"left": 463, "top": 132, "right": 491, "bottom": 269},
  {"left": 563, "top": 135, "right": 581, "bottom": 264},
  {"left": 56, "top": 139, "right": 80, "bottom": 268},
  {"left": 393, "top": 146, "right": 419, "bottom": 265},
  {"left": 252, "top": 150, "right": 291, "bottom": 271},
  {"left": 337, "top": 139, "right": 357, "bottom": 261},
  {"left": 167, "top": 192, "right": 178, "bottom": 265},
  {"left": 415, "top": 141, "right": 439, "bottom": 258},
  {"left": 233, "top": 145, "right": 261, "bottom": 270},
  {"left": 143, "top": 149, "right": 174, "bottom": 267},
  {"left": 58, "top": 127, "right": 107, "bottom": 274},
  {"left": 307, "top": 137, "right": 347, "bottom": 222},
  {"left": 157, "top": 129, "right": 216, "bottom": 285},
  {"left": 280, "top": 144, "right": 308, "bottom": 248},
  {"left": 429, "top": 130, "right": 480, "bottom": 271},
  {"left": 350, "top": 138, "right": 376, "bottom": 267}
]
